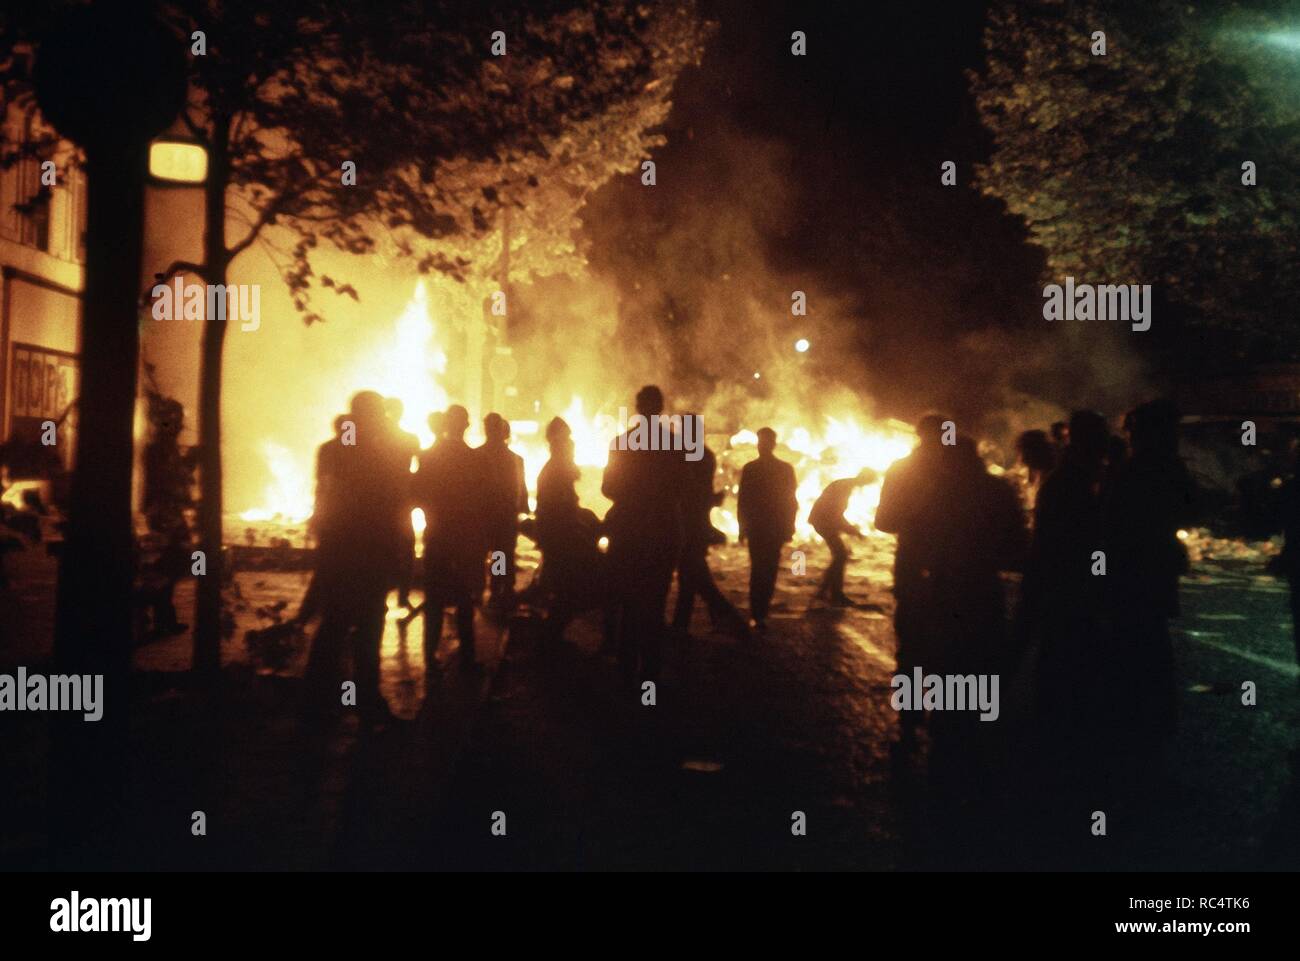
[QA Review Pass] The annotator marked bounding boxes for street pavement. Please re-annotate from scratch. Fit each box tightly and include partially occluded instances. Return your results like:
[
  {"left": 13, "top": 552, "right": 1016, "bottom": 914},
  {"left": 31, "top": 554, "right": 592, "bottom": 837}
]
[
  {"left": 1, "top": 533, "right": 1297, "bottom": 870},
  {"left": 417, "top": 539, "right": 1300, "bottom": 870}
]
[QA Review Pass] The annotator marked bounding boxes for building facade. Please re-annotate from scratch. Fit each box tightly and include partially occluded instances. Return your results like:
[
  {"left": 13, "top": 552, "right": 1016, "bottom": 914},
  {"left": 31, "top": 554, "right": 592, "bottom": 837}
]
[{"left": 0, "top": 98, "right": 85, "bottom": 476}]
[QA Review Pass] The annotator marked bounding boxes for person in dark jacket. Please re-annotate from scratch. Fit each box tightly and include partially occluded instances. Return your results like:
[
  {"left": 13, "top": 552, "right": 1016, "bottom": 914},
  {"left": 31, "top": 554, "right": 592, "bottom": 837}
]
[
  {"left": 1103, "top": 399, "right": 1195, "bottom": 745},
  {"left": 671, "top": 429, "right": 745, "bottom": 636},
  {"left": 737, "top": 427, "right": 798, "bottom": 631},
  {"left": 413, "top": 404, "right": 483, "bottom": 672},
  {"left": 1023, "top": 409, "right": 1110, "bottom": 749},
  {"left": 384, "top": 397, "right": 420, "bottom": 610},
  {"left": 1014, "top": 428, "right": 1056, "bottom": 520},
  {"left": 477, "top": 412, "right": 529, "bottom": 611},
  {"left": 879, "top": 421, "right": 1027, "bottom": 755},
  {"left": 602, "top": 385, "right": 687, "bottom": 685},
  {"left": 932, "top": 437, "right": 1026, "bottom": 755},
  {"left": 302, "top": 391, "right": 407, "bottom": 728},
  {"left": 534, "top": 416, "right": 602, "bottom": 643},
  {"left": 140, "top": 395, "right": 195, "bottom": 637},
  {"left": 809, "top": 469, "right": 876, "bottom": 606}
]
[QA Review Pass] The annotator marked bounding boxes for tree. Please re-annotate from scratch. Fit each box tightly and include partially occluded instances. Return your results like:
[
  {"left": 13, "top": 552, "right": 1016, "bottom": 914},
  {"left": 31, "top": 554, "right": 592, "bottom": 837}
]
[
  {"left": 1, "top": 0, "right": 709, "bottom": 681},
  {"left": 969, "top": 0, "right": 1300, "bottom": 361},
  {"left": 426, "top": 2, "right": 708, "bottom": 285},
  {"left": 15, "top": 2, "right": 188, "bottom": 868},
  {"left": 147, "top": 0, "right": 709, "bottom": 676}
]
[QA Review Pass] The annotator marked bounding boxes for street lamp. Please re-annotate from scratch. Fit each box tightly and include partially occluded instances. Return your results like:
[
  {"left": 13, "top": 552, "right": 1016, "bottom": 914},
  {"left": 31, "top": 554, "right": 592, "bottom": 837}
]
[
  {"left": 1262, "top": 30, "right": 1300, "bottom": 51},
  {"left": 794, "top": 337, "right": 810, "bottom": 353},
  {"left": 149, "top": 138, "right": 208, "bottom": 184}
]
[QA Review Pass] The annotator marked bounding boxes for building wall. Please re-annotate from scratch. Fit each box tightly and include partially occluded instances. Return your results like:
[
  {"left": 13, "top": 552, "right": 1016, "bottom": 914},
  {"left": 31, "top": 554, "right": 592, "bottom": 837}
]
[{"left": 0, "top": 100, "right": 85, "bottom": 472}]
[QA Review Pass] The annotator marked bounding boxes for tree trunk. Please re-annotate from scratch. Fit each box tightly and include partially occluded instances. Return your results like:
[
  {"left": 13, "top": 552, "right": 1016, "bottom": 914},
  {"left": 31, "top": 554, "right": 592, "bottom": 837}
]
[
  {"left": 49, "top": 137, "right": 149, "bottom": 867},
  {"left": 192, "top": 121, "right": 230, "bottom": 678}
]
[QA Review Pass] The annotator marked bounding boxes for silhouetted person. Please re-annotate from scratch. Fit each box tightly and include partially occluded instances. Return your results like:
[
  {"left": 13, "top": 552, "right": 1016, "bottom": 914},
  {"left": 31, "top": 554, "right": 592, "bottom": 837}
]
[
  {"left": 737, "top": 426, "right": 798, "bottom": 631},
  {"left": 477, "top": 412, "right": 529, "bottom": 611},
  {"left": 414, "top": 404, "right": 483, "bottom": 671},
  {"left": 384, "top": 397, "right": 420, "bottom": 610},
  {"left": 672, "top": 426, "right": 745, "bottom": 636},
  {"left": 140, "top": 396, "right": 194, "bottom": 637},
  {"left": 534, "top": 417, "right": 602, "bottom": 642},
  {"left": 602, "top": 385, "right": 687, "bottom": 685},
  {"left": 917, "top": 436, "right": 1028, "bottom": 766},
  {"left": 428, "top": 409, "right": 446, "bottom": 444},
  {"left": 888, "top": 435, "right": 1027, "bottom": 831},
  {"left": 394, "top": 409, "right": 445, "bottom": 623},
  {"left": 1024, "top": 409, "right": 1110, "bottom": 749},
  {"left": 303, "top": 391, "right": 406, "bottom": 728},
  {"left": 876, "top": 414, "right": 953, "bottom": 747},
  {"left": 296, "top": 413, "right": 347, "bottom": 627},
  {"left": 1049, "top": 420, "right": 1069, "bottom": 455},
  {"left": 536, "top": 417, "right": 580, "bottom": 522},
  {"left": 809, "top": 469, "right": 876, "bottom": 606},
  {"left": 1014, "top": 428, "right": 1056, "bottom": 517},
  {"left": 930, "top": 436, "right": 1027, "bottom": 679},
  {"left": 1103, "top": 399, "right": 1194, "bottom": 746},
  {"left": 1103, "top": 430, "right": 1130, "bottom": 503}
]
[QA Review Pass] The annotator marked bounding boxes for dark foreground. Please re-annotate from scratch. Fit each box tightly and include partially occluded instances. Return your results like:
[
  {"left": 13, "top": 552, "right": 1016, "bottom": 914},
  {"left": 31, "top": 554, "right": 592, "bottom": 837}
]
[{"left": 1, "top": 536, "right": 1297, "bottom": 871}]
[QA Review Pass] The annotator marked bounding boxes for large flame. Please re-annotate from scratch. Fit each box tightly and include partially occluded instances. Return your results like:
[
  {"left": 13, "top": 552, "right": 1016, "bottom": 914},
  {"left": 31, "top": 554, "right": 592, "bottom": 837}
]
[
  {"left": 241, "top": 280, "right": 447, "bottom": 526},
  {"left": 240, "top": 440, "right": 313, "bottom": 524},
  {"left": 240, "top": 281, "right": 916, "bottom": 540},
  {"left": 722, "top": 415, "right": 915, "bottom": 540},
  {"left": 356, "top": 278, "right": 449, "bottom": 449}
]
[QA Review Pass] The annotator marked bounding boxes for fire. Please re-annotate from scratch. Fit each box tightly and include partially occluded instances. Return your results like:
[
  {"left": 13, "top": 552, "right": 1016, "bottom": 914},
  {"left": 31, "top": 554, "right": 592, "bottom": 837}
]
[
  {"left": 240, "top": 280, "right": 448, "bottom": 525},
  {"left": 358, "top": 278, "right": 449, "bottom": 449},
  {"left": 511, "top": 395, "right": 617, "bottom": 494},
  {"left": 239, "top": 281, "right": 917, "bottom": 544},
  {"left": 723, "top": 415, "right": 916, "bottom": 540},
  {"left": 239, "top": 440, "right": 313, "bottom": 524},
  {"left": 562, "top": 396, "right": 619, "bottom": 469}
]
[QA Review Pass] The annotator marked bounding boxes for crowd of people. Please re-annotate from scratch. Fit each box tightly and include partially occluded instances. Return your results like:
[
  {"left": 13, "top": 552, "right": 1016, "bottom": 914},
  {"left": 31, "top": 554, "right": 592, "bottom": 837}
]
[
  {"left": 877, "top": 404, "right": 1203, "bottom": 768},
  {"left": 295, "top": 381, "right": 1291, "bottom": 774},
  {"left": 295, "top": 382, "right": 806, "bottom": 725}
]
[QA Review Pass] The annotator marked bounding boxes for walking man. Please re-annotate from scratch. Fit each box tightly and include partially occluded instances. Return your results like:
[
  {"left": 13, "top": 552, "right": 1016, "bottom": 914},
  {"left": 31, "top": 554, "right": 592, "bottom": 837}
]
[{"left": 737, "top": 427, "right": 798, "bottom": 631}]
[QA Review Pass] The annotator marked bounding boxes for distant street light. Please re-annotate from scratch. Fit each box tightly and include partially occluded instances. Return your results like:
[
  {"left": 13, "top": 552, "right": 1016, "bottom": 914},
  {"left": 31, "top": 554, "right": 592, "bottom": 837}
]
[
  {"left": 794, "top": 337, "right": 810, "bottom": 353},
  {"left": 149, "top": 138, "right": 208, "bottom": 184},
  {"left": 1262, "top": 30, "right": 1300, "bottom": 51}
]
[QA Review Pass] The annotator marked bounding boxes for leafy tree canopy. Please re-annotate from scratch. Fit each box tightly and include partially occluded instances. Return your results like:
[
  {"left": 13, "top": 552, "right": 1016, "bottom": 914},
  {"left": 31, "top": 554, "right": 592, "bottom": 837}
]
[{"left": 970, "top": 0, "right": 1300, "bottom": 361}]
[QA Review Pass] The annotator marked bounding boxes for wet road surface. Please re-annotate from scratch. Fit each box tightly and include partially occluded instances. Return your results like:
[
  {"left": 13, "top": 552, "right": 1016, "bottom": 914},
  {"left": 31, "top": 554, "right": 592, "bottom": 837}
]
[{"left": 3, "top": 534, "right": 1298, "bottom": 870}]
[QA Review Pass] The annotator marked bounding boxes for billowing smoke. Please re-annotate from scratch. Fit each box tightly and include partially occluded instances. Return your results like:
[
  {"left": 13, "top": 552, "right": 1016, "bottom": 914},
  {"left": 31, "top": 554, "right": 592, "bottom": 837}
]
[{"left": 570, "top": 119, "right": 1148, "bottom": 461}]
